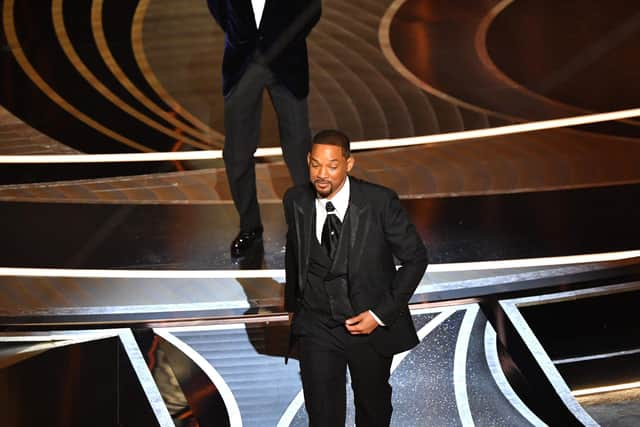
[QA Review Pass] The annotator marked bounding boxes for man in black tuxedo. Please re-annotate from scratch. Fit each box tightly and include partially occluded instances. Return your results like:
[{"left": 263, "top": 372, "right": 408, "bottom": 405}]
[
  {"left": 206, "top": 0, "right": 322, "bottom": 258},
  {"left": 283, "top": 130, "right": 428, "bottom": 426}
]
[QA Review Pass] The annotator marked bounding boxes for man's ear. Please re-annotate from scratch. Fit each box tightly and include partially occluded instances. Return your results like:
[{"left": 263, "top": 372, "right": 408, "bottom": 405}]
[
  {"left": 307, "top": 153, "right": 311, "bottom": 165},
  {"left": 346, "top": 156, "right": 355, "bottom": 172}
]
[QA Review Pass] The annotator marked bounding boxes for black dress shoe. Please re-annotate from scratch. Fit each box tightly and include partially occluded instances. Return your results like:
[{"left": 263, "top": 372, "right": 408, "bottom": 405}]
[{"left": 230, "top": 230, "right": 263, "bottom": 258}]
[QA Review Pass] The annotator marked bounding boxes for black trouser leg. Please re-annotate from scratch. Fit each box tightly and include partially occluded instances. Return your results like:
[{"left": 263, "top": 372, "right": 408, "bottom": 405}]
[
  {"left": 223, "top": 63, "right": 265, "bottom": 232},
  {"left": 267, "top": 82, "right": 311, "bottom": 186},
  {"left": 299, "top": 334, "right": 347, "bottom": 427},
  {"left": 297, "top": 315, "right": 394, "bottom": 426},
  {"left": 348, "top": 340, "right": 393, "bottom": 427}
]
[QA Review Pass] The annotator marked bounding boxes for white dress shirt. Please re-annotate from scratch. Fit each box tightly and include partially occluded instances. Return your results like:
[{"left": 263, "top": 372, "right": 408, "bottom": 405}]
[
  {"left": 315, "top": 177, "right": 350, "bottom": 244},
  {"left": 251, "top": 0, "right": 266, "bottom": 28},
  {"left": 314, "top": 177, "right": 385, "bottom": 326}
]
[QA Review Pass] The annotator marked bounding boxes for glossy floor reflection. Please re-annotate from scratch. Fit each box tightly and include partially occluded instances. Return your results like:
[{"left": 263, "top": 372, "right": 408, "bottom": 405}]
[
  {"left": 2, "top": 0, "right": 640, "bottom": 425},
  {"left": 2, "top": 183, "right": 639, "bottom": 269}
]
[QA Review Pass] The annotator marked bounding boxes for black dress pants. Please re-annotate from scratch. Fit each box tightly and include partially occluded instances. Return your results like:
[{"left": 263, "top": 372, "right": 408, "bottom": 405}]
[
  {"left": 223, "top": 60, "right": 311, "bottom": 232},
  {"left": 295, "top": 311, "right": 393, "bottom": 426}
]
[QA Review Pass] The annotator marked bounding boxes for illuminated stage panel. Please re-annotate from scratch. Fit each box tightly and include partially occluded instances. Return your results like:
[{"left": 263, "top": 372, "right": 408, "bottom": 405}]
[
  {"left": 387, "top": 0, "right": 640, "bottom": 138},
  {"left": 500, "top": 283, "right": 640, "bottom": 426},
  {"left": 0, "top": 332, "right": 171, "bottom": 426},
  {"left": 1, "top": 184, "right": 639, "bottom": 270},
  {"left": 487, "top": 0, "right": 640, "bottom": 115}
]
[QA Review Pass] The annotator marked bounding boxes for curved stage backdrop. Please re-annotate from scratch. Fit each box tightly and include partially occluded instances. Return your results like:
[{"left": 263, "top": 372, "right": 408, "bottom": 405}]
[{"left": 1, "top": 0, "right": 640, "bottom": 426}]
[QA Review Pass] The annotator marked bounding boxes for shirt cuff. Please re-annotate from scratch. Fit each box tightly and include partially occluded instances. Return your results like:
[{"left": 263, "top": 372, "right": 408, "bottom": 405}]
[{"left": 369, "top": 310, "right": 386, "bottom": 326}]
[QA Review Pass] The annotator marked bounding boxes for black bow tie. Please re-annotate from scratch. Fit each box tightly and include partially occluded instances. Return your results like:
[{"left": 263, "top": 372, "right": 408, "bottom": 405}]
[{"left": 322, "top": 201, "right": 342, "bottom": 259}]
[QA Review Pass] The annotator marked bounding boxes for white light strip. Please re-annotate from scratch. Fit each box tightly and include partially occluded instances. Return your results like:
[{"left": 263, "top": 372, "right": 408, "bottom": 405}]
[
  {"left": 454, "top": 305, "right": 478, "bottom": 427},
  {"left": 573, "top": 381, "right": 640, "bottom": 397},
  {"left": 0, "top": 334, "right": 115, "bottom": 347},
  {"left": 484, "top": 323, "right": 547, "bottom": 426},
  {"left": 0, "top": 250, "right": 637, "bottom": 279},
  {"left": 554, "top": 348, "right": 640, "bottom": 365},
  {"left": 8, "top": 299, "right": 252, "bottom": 316},
  {"left": 0, "top": 268, "right": 285, "bottom": 279},
  {"left": 154, "top": 330, "right": 243, "bottom": 427},
  {"left": 505, "top": 281, "right": 640, "bottom": 307},
  {"left": 0, "top": 331, "right": 119, "bottom": 342},
  {"left": 2, "top": 108, "right": 640, "bottom": 164},
  {"left": 428, "top": 250, "right": 640, "bottom": 272},
  {"left": 119, "top": 329, "right": 175, "bottom": 427}
]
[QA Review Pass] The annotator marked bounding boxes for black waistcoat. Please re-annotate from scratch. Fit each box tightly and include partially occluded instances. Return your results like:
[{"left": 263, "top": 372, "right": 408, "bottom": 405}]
[{"left": 301, "top": 209, "right": 355, "bottom": 327}]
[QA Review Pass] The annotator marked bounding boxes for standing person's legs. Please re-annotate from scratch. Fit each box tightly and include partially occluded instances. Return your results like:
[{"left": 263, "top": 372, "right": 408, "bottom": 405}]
[
  {"left": 267, "top": 82, "right": 311, "bottom": 187},
  {"left": 348, "top": 340, "right": 393, "bottom": 427},
  {"left": 223, "top": 63, "right": 267, "bottom": 233},
  {"left": 297, "top": 319, "right": 348, "bottom": 426}
]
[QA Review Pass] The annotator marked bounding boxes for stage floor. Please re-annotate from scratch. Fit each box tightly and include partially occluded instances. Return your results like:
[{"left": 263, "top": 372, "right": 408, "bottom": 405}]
[{"left": 1, "top": 0, "right": 640, "bottom": 425}]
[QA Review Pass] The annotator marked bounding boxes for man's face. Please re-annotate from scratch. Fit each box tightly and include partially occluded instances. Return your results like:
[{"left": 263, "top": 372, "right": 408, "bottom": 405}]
[{"left": 308, "top": 143, "right": 354, "bottom": 199}]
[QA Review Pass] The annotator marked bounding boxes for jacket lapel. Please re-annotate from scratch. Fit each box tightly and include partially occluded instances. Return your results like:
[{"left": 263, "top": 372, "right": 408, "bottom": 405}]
[
  {"left": 257, "top": 0, "right": 271, "bottom": 30},
  {"left": 293, "top": 187, "right": 314, "bottom": 293},
  {"left": 348, "top": 178, "right": 371, "bottom": 275}
]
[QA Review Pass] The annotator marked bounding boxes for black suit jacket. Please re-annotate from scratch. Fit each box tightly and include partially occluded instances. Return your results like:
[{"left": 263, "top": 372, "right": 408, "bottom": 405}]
[
  {"left": 206, "top": 0, "right": 321, "bottom": 97},
  {"left": 283, "top": 177, "right": 428, "bottom": 356}
]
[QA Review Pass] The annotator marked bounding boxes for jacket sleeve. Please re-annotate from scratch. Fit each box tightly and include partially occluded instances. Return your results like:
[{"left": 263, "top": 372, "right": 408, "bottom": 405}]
[
  {"left": 283, "top": 191, "right": 299, "bottom": 313},
  {"left": 373, "top": 192, "right": 428, "bottom": 326},
  {"left": 298, "top": 0, "right": 322, "bottom": 40},
  {"left": 263, "top": 0, "right": 321, "bottom": 62},
  {"left": 206, "top": 0, "right": 227, "bottom": 31}
]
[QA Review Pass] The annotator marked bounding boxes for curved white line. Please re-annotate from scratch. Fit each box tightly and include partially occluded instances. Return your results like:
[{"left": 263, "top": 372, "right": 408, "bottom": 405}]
[
  {"left": 484, "top": 322, "right": 547, "bottom": 426},
  {"left": 378, "top": 0, "right": 501, "bottom": 119},
  {"left": 475, "top": 0, "right": 640, "bottom": 130},
  {"left": 154, "top": 329, "right": 243, "bottom": 427},
  {"left": 454, "top": 305, "right": 478, "bottom": 427},
  {"left": 277, "top": 389, "right": 305, "bottom": 427},
  {"left": 276, "top": 306, "right": 460, "bottom": 427},
  {"left": 319, "top": 11, "right": 405, "bottom": 135},
  {"left": 157, "top": 323, "right": 302, "bottom": 427},
  {"left": 119, "top": 329, "right": 175, "bottom": 427},
  {"left": 391, "top": 307, "right": 458, "bottom": 371},
  {"left": 1, "top": 107, "right": 640, "bottom": 163},
  {"left": 0, "top": 250, "right": 637, "bottom": 279},
  {"left": 500, "top": 302, "right": 598, "bottom": 425},
  {"left": 503, "top": 283, "right": 640, "bottom": 402}
]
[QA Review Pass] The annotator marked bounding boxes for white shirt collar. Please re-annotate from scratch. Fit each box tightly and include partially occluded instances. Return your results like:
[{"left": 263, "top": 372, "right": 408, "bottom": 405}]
[
  {"left": 317, "top": 176, "right": 350, "bottom": 220},
  {"left": 251, "top": 0, "right": 266, "bottom": 28},
  {"left": 315, "top": 177, "right": 350, "bottom": 243}
]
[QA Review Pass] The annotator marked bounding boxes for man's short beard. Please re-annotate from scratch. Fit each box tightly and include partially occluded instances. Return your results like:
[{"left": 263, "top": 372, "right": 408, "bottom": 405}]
[{"left": 313, "top": 180, "right": 332, "bottom": 198}]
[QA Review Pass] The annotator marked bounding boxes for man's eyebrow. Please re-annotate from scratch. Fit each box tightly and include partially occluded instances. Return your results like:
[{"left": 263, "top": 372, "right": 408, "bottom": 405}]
[{"left": 309, "top": 156, "right": 340, "bottom": 163}]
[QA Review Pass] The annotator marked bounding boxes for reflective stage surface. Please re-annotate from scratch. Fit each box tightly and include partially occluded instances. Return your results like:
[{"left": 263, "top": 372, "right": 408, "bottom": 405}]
[{"left": 1, "top": 0, "right": 640, "bottom": 425}]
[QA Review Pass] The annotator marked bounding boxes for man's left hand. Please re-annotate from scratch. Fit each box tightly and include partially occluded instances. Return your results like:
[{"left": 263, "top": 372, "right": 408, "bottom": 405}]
[{"left": 345, "top": 311, "right": 379, "bottom": 335}]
